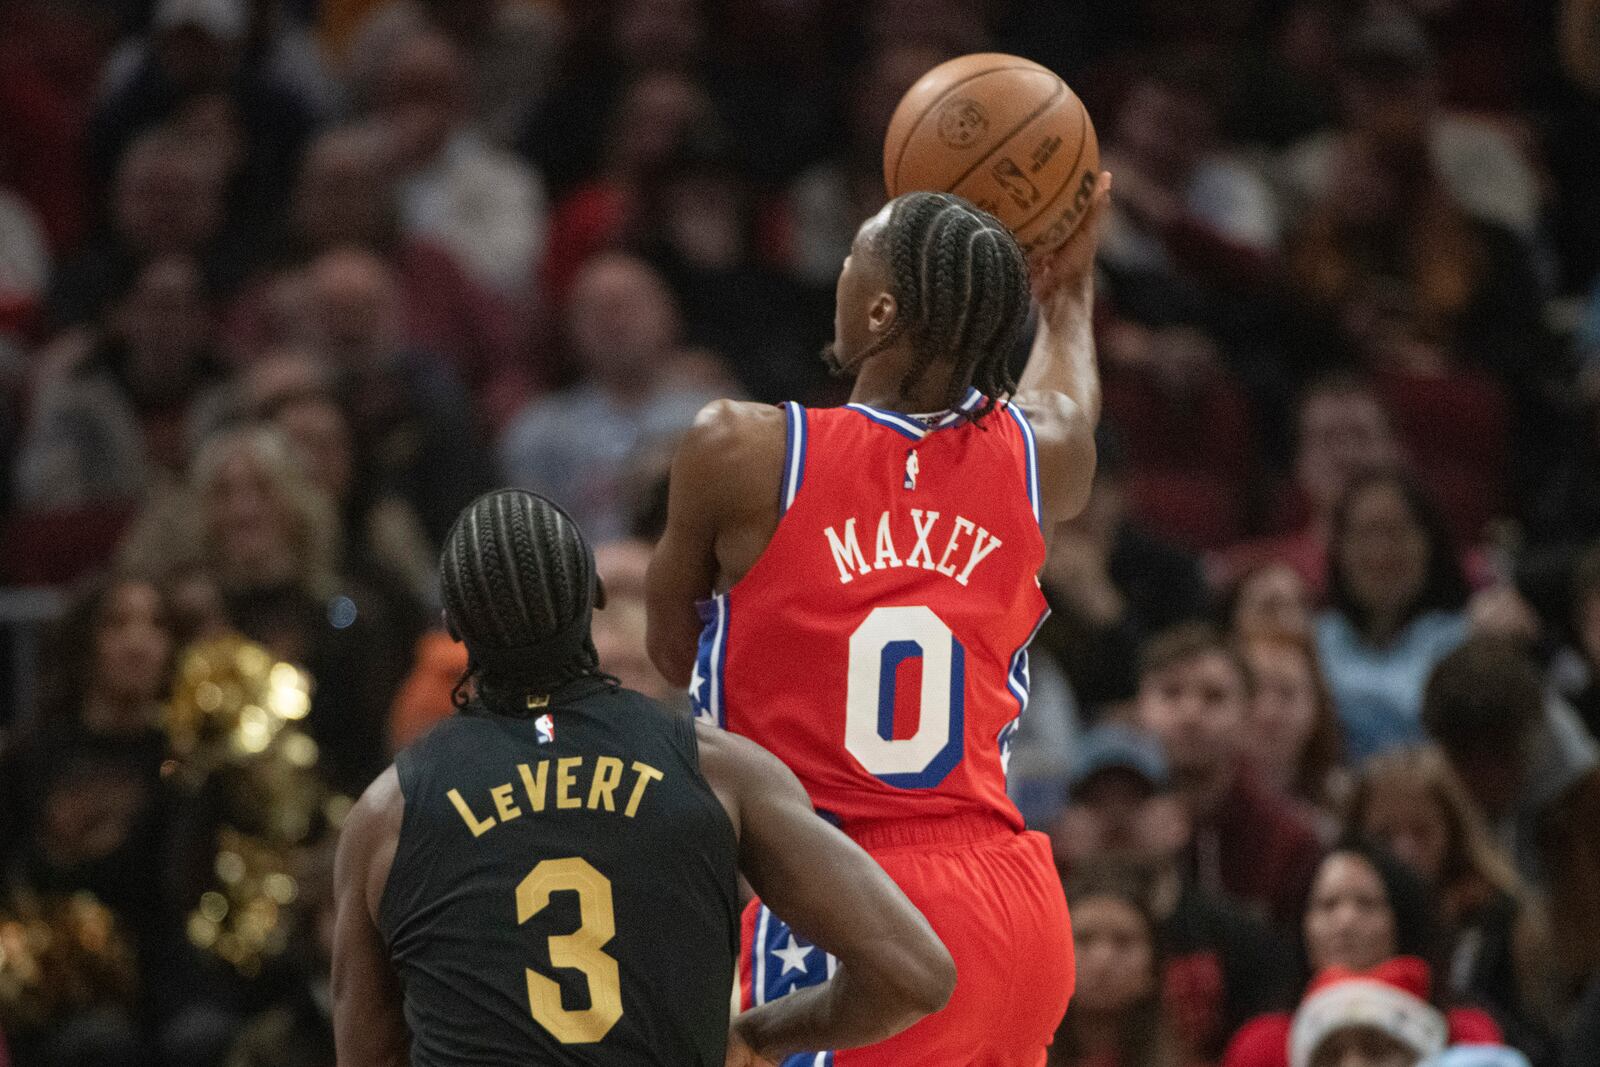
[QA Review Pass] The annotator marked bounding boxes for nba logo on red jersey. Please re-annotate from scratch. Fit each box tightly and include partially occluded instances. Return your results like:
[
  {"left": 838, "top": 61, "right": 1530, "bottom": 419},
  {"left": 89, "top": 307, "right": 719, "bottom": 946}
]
[{"left": 690, "top": 388, "right": 1049, "bottom": 830}]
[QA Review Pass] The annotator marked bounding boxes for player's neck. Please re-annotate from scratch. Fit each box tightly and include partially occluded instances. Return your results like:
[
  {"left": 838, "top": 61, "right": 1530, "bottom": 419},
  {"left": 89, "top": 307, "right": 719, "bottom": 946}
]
[{"left": 849, "top": 354, "right": 961, "bottom": 415}]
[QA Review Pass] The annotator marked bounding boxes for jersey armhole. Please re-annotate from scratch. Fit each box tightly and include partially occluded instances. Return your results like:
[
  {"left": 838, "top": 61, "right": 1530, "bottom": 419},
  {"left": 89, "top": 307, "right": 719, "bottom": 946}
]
[
  {"left": 375, "top": 750, "right": 417, "bottom": 947},
  {"left": 777, "top": 401, "right": 807, "bottom": 517},
  {"left": 1003, "top": 402, "right": 1043, "bottom": 531}
]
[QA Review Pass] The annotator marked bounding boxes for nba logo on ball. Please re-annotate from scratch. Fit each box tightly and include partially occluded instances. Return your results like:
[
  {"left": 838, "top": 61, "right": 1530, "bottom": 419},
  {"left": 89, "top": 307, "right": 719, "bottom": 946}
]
[{"left": 937, "top": 98, "right": 988, "bottom": 149}]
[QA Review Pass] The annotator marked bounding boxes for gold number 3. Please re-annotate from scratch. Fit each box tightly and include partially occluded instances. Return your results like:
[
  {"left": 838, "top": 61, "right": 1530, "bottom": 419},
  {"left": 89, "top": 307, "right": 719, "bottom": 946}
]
[{"left": 516, "top": 857, "right": 624, "bottom": 1044}]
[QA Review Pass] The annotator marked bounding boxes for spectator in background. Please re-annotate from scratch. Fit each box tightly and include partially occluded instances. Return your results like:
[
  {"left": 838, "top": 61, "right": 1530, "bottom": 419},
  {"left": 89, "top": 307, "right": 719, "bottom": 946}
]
[
  {"left": 1227, "top": 562, "right": 1314, "bottom": 641},
  {"left": 303, "top": 246, "right": 491, "bottom": 547},
  {"left": 1134, "top": 623, "right": 1323, "bottom": 930},
  {"left": 18, "top": 254, "right": 230, "bottom": 509},
  {"left": 0, "top": 183, "right": 50, "bottom": 342},
  {"left": 1316, "top": 470, "right": 1469, "bottom": 762},
  {"left": 228, "top": 124, "right": 528, "bottom": 427},
  {"left": 1036, "top": 423, "right": 1211, "bottom": 719},
  {"left": 1049, "top": 864, "right": 1186, "bottom": 1067},
  {"left": 1423, "top": 637, "right": 1600, "bottom": 1004},
  {"left": 1224, "top": 839, "right": 1503, "bottom": 1067},
  {"left": 1055, "top": 723, "right": 1299, "bottom": 1062},
  {"left": 1551, "top": 543, "right": 1600, "bottom": 740},
  {"left": 85, "top": 0, "right": 316, "bottom": 234},
  {"left": 500, "top": 252, "right": 724, "bottom": 543},
  {"left": 242, "top": 348, "right": 434, "bottom": 616},
  {"left": 1239, "top": 629, "right": 1346, "bottom": 826},
  {"left": 1287, "top": 959, "right": 1453, "bottom": 1067},
  {"left": 347, "top": 0, "right": 565, "bottom": 149},
  {"left": 1349, "top": 747, "right": 1558, "bottom": 1057},
  {"left": 47, "top": 126, "right": 244, "bottom": 330},
  {"left": 538, "top": 67, "right": 715, "bottom": 310},
  {"left": 364, "top": 27, "right": 546, "bottom": 300},
  {"left": 0, "top": 574, "right": 177, "bottom": 1066},
  {"left": 1217, "top": 373, "right": 1403, "bottom": 597},
  {"left": 1099, "top": 58, "right": 1282, "bottom": 294}
]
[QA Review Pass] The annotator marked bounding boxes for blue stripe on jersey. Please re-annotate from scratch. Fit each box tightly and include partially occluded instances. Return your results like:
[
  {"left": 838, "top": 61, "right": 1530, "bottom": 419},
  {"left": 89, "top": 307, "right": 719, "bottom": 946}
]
[
  {"left": 1000, "top": 602, "right": 1052, "bottom": 775},
  {"left": 779, "top": 402, "right": 806, "bottom": 515},
  {"left": 689, "top": 594, "right": 730, "bottom": 728},
  {"left": 779, "top": 1055, "right": 836, "bottom": 1067},
  {"left": 844, "top": 403, "right": 927, "bottom": 440},
  {"left": 1005, "top": 402, "right": 1042, "bottom": 528}
]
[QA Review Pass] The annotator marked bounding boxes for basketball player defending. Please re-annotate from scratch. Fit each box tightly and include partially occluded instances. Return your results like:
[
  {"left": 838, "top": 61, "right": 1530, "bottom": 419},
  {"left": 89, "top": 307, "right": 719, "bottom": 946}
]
[
  {"left": 333, "top": 490, "right": 957, "bottom": 1066},
  {"left": 648, "top": 173, "right": 1112, "bottom": 1065}
]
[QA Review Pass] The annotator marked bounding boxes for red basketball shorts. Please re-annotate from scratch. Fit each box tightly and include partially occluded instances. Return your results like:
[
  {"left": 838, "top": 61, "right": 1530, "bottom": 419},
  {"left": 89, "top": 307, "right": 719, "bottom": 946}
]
[{"left": 739, "top": 814, "right": 1075, "bottom": 1067}]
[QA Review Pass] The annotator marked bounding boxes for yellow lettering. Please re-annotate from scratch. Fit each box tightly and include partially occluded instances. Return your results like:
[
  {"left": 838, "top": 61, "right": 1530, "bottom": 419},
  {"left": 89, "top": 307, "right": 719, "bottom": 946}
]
[
  {"left": 448, "top": 788, "right": 497, "bottom": 837},
  {"left": 491, "top": 782, "right": 522, "bottom": 822},
  {"left": 556, "top": 757, "right": 583, "bottom": 809},
  {"left": 587, "top": 757, "right": 624, "bottom": 812},
  {"left": 518, "top": 761, "right": 549, "bottom": 812},
  {"left": 623, "top": 762, "right": 665, "bottom": 818}
]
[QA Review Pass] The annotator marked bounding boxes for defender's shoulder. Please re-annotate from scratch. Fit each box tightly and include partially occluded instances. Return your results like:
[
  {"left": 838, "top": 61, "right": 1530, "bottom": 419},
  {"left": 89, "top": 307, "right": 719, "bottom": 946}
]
[{"left": 683, "top": 399, "right": 785, "bottom": 450}]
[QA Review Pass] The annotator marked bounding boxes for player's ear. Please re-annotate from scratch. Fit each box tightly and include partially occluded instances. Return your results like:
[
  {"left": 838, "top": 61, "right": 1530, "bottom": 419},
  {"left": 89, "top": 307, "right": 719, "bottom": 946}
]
[{"left": 868, "top": 291, "right": 897, "bottom": 333}]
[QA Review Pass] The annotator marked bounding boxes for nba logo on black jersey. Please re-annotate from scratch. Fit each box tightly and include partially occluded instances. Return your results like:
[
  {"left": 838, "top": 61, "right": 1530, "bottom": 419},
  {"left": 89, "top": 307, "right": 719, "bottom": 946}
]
[{"left": 535, "top": 713, "right": 555, "bottom": 743}]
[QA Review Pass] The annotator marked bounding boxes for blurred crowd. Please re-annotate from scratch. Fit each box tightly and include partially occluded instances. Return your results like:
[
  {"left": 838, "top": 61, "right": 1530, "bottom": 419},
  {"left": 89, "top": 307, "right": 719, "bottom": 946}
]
[{"left": 0, "top": 0, "right": 1599, "bottom": 1064}]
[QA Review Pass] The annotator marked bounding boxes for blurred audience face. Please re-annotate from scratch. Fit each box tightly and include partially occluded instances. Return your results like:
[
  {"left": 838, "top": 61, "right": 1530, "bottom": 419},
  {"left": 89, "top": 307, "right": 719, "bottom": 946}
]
[
  {"left": 292, "top": 128, "right": 395, "bottom": 251},
  {"left": 1070, "top": 893, "right": 1158, "bottom": 1015},
  {"left": 373, "top": 31, "right": 471, "bottom": 165},
  {"left": 1334, "top": 480, "right": 1430, "bottom": 626},
  {"left": 112, "top": 255, "right": 213, "bottom": 392},
  {"left": 1309, "top": 1027, "right": 1418, "bottom": 1067},
  {"left": 1116, "top": 79, "right": 1212, "bottom": 185},
  {"left": 608, "top": 71, "right": 713, "bottom": 177},
  {"left": 1058, "top": 774, "right": 1191, "bottom": 868},
  {"left": 1296, "top": 386, "right": 1399, "bottom": 521},
  {"left": 1136, "top": 650, "right": 1249, "bottom": 794},
  {"left": 93, "top": 580, "right": 174, "bottom": 708},
  {"left": 306, "top": 249, "right": 405, "bottom": 370},
  {"left": 115, "top": 134, "right": 226, "bottom": 255},
  {"left": 203, "top": 446, "right": 298, "bottom": 584},
  {"left": 1244, "top": 637, "right": 1321, "bottom": 795},
  {"left": 1232, "top": 563, "right": 1312, "bottom": 639},
  {"left": 273, "top": 395, "right": 356, "bottom": 506},
  {"left": 1304, "top": 851, "right": 1398, "bottom": 972},
  {"left": 1355, "top": 776, "right": 1449, "bottom": 884},
  {"left": 565, "top": 254, "right": 680, "bottom": 384}
]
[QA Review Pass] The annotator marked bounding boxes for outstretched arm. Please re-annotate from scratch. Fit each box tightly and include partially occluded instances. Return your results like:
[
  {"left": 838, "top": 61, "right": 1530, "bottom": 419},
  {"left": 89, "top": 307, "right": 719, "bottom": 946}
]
[
  {"left": 698, "top": 726, "right": 956, "bottom": 1064},
  {"left": 332, "top": 767, "right": 410, "bottom": 1067},
  {"left": 1014, "top": 171, "right": 1112, "bottom": 530}
]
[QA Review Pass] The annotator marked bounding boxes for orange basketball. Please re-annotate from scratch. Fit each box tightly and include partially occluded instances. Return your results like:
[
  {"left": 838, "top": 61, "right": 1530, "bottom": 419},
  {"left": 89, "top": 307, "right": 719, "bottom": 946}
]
[{"left": 884, "top": 53, "right": 1099, "bottom": 257}]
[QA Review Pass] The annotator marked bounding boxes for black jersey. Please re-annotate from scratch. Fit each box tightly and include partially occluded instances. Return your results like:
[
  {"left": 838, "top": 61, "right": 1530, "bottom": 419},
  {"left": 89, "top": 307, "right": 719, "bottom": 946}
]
[{"left": 378, "top": 679, "right": 740, "bottom": 1065}]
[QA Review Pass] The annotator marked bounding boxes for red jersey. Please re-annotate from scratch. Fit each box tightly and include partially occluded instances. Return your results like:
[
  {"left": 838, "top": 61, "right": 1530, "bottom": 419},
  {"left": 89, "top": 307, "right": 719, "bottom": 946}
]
[{"left": 690, "top": 387, "right": 1049, "bottom": 831}]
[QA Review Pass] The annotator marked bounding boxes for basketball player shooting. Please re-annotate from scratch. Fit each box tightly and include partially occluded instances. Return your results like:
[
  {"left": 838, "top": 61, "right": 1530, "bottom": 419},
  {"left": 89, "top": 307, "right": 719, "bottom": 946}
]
[{"left": 646, "top": 168, "right": 1112, "bottom": 1066}]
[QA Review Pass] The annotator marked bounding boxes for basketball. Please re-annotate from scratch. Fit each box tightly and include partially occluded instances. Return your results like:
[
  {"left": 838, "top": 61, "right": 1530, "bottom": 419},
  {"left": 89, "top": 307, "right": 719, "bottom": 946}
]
[{"left": 884, "top": 53, "right": 1099, "bottom": 257}]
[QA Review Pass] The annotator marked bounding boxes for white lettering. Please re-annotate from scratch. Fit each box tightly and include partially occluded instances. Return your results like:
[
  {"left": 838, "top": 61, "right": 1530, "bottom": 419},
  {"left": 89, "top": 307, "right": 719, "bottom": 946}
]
[
  {"left": 825, "top": 520, "right": 872, "bottom": 584},
  {"left": 873, "top": 511, "right": 903, "bottom": 570},
  {"left": 935, "top": 517, "right": 975, "bottom": 577},
  {"left": 907, "top": 509, "right": 941, "bottom": 570},
  {"left": 955, "top": 528, "right": 1003, "bottom": 586}
]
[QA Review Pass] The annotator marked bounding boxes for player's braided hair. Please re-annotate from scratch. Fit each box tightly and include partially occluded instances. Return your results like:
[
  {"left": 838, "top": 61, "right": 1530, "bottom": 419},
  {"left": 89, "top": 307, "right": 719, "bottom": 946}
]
[
  {"left": 871, "top": 192, "right": 1032, "bottom": 422},
  {"left": 440, "top": 489, "right": 603, "bottom": 712}
]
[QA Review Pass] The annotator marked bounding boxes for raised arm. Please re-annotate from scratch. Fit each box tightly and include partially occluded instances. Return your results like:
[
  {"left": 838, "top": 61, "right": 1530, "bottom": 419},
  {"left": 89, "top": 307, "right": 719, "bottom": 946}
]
[
  {"left": 697, "top": 726, "right": 956, "bottom": 1064},
  {"left": 646, "top": 400, "right": 785, "bottom": 687},
  {"left": 1014, "top": 171, "right": 1112, "bottom": 530},
  {"left": 331, "top": 767, "right": 410, "bottom": 1067}
]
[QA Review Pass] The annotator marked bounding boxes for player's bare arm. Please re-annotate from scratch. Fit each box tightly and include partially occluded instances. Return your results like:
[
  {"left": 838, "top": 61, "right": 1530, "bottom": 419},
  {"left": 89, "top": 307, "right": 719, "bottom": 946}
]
[
  {"left": 646, "top": 399, "right": 786, "bottom": 685},
  {"left": 1012, "top": 170, "right": 1113, "bottom": 532},
  {"left": 331, "top": 766, "right": 410, "bottom": 1067},
  {"left": 696, "top": 724, "right": 956, "bottom": 1063}
]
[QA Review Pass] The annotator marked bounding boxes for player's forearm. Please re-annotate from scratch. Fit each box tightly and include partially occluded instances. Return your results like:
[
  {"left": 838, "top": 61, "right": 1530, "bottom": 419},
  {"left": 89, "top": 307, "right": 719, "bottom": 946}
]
[
  {"left": 731, "top": 960, "right": 948, "bottom": 1060},
  {"left": 1018, "top": 274, "right": 1099, "bottom": 427}
]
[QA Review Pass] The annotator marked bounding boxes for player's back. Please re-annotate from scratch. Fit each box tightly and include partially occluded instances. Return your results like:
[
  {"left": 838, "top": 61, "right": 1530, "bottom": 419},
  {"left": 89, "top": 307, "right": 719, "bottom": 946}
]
[
  {"left": 379, "top": 678, "right": 739, "bottom": 1066},
  {"left": 693, "top": 388, "right": 1048, "bottom": 831}
]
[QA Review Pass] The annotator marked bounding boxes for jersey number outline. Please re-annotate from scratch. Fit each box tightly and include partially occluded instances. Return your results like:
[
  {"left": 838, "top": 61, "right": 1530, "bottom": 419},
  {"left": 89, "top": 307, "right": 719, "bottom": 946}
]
[
  {"left": 516, "top": 857, "right": 623, "bottom": 1044},
  {"left": 844, "top": 605, "right": 966, "bottom": 789}
]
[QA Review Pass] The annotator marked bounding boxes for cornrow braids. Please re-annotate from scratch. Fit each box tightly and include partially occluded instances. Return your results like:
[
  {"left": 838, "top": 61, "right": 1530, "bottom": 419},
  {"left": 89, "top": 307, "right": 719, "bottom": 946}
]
[
  {"left": 439, "top": 489, "right": 603, "bottom": 713},
  {"left": 874, "top": 192, "right": 1032, "bottom": 421}
]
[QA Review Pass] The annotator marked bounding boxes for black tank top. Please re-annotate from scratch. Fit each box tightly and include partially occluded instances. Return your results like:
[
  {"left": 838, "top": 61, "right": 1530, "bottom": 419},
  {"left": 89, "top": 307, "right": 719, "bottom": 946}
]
[{"left": 379, "top": 678, "right": 740, "bottom": 1066}]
